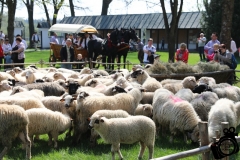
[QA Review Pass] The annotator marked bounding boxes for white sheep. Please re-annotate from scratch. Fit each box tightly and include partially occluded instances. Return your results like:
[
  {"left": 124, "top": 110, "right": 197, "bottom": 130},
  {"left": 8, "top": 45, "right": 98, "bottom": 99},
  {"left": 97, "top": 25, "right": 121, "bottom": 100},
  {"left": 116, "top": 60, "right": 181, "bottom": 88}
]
[
  {"left": 26, "top": 108, "right": 72, "bottom": 148},
  {"left": 0, "top": 97, "right": 45, "bottom": 110},
  {"left": 72, "top": 88, "right": 144, "bottom": 144},
  {"left": 212, "top": 86, "right": 240, "bottom": 102},
  {"left": 89, "top": 109, "right": 130, "bottom": 146},
  {"left": 0, "top": 71, "right": 15, "bottom": 81},
  {"left": 175, "top": 88, "right": 194, "bottom": 102},
  {"left": 190, "top": 91, "right": 219, "bottom": 121},
  {"left": 89, "top": 115, "right": 155, "bottom": 160},
  {"left": 140, "top": 92, "right": 154, "bottom": 104},
  {"left": 160, "top": 79, "right": 182, "bottom": 86},
  {"left": 130, "top": 69, "right": 162, "bottom": 92},
  {"left": 181, "top": 76, "right": 198, "bottom": 90},
  {"left": 0, "top": 104, "right": 31, "bottom": 160},
  {"left": 134, "top": 104, "right": 153, "bottom": 118},
  {"left": 198, "top": 76, "right": 216, "bottom": 85},
  {"left": 208, "top": 98, "right": 237, "bottom": 141},
  {"left": 10, "top": 86, "right": 44, "bottom": 100},
  {"left": 21, "top": 69, "right": 45, "bottom": 84},
  {"left": 0, "top": 79, "right": 12, "bottom": 92},
  {"left": 115, "top": 76, "right": 133, "bottom": 92}
]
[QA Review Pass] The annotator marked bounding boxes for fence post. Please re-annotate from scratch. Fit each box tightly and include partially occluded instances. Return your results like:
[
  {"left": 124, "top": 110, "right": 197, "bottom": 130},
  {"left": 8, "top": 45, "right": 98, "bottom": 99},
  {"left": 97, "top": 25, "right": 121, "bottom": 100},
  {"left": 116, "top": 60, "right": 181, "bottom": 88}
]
[
  {"left": 89, "top": 58, "right": 93, "bottom": 69},
  {"left": 199, "top": 121, "right": 210, "bottom": 160},
  {"left": 221, "top": 122, "right": 229, "bottom": 160}
]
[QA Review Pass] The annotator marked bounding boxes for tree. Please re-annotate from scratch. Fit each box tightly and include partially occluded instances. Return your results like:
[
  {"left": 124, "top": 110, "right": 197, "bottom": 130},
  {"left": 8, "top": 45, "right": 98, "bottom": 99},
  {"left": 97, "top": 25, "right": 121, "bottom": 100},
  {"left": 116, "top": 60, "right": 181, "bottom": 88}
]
[
  {"left": 101, "top": 0, "right": 112, "bottom": 15},
  {"left": 6, "top": 0, "right": 17, "bottom": 44},
  {"left": 219, "top": 0, "right": 234, "bottom": 49},
  {"left": 0, "top": 0, "right": 4, "bottom": 29},
  {"left": 22, "top": 0, "right": 35, "bottom": 48},
  {"left": 160, "top": 0, "right": 184, "bottom": 62},
  {"left": 69, "top": 0, "right": 74, "bottom": 17},
  {"left": 42, "top": 0, "right": 51, "bottom": 27},
  {"left": 52, "top": 0, "right": 64, "bottom": 25}
]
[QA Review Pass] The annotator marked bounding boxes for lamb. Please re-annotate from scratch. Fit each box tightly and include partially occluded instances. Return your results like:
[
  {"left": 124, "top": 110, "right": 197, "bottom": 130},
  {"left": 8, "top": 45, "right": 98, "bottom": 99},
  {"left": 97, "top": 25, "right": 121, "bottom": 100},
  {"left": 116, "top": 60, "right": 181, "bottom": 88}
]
[
  {"left": 115, "top": 76, "right": 133, "bottom": 92},
  {"left": 190, "top": 91, "right": 219, "bottom": 121},
  {"left": 0, "top": 71, "right": 15, "bottom": 81},
  {"left": 53, "top": 72, "right": 70, "bottom": 81},
  {"left": 0, "top": 104, "right": 31, "bottom": 160},
  {"left": 89, "top": 109, "right": 130, "bottom": 146},
  {"left": 198, "top": 76, "right": 216, "bottom": 85},
  {"left": 131, "top": 69, "right": 162, "bottom": 92},
  {"left": 26, "top": 108, "right": 72, "bottom": 148},
  {"left": 7, "top": 70, "right": 27, "bottom": 83},
  {"left": 22, "top": 82, "right": 66, "bottom": 96},
  {"left": 0, "top": 97, "right": 45, "bottom": 110},
  {"left": 73, "top": 88, "right": 144, "bottom": 144},
  {"left": 155, "top": 97, "right": 200, "bottom": 143},
  {"left": 89, "top": 115, "right": 155, "bottom": 160},
  {"left": 175, "top": 88, "right": 194, "bottom": 102},
  {"left": 140, "top": 92, "right": 154, "bottom": 104},
  {"left": 21, "top": 69, "right": 45, "bottom": 84},
  {"left": 10, "top": 86, "right": 44, "bottom": 99},
  {"left": 134, "top": 104, "right": 153, "bottom": 118},
  {"left": 208, "top": 98, "right": 237, "bottom": 141},
  {"left": 0, "top": 79, "right": 12, "bottom": 92},
  {"left": 181, "top": 76, "right": 198, "bottom": 90}
]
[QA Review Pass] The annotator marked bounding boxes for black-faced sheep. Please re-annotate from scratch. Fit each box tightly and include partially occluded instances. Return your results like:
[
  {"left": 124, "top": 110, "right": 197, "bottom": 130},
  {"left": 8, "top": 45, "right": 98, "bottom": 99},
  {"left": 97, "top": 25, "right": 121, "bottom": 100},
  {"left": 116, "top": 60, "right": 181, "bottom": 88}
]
[
  {"left": 89, "top": 115, "right": 155, "bottom": 160},
  {"left": 0, "top": 104, "right": 31, "bottom": 160}
]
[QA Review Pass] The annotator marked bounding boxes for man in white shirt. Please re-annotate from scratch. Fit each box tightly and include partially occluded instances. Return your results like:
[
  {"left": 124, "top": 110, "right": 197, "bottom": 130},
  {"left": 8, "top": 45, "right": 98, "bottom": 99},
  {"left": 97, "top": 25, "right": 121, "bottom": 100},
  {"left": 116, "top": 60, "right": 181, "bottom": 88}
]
[
  {"left": 231, "top": 38, "right": 237, "bottom": 53},
  {"left": 0, "top": 31, "right": 5, "bottom": 39},
  {"left": 143, "top": 38, "right": 156, "bottom": 64},
  {"left": 32, "top": 31, "right": 40, "bottom": 51},
  {"left": 12, "top": 34, "right": 28, "bottom": 49}
]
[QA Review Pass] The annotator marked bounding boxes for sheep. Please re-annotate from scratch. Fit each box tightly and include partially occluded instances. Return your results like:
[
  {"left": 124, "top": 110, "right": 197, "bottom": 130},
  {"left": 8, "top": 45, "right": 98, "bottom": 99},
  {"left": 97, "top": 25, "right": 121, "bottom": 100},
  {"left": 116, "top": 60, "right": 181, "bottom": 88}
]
[
  {"left": 190, "top": 91, "right": 219, "bottom": 121},
  {"left": 0, "top": 79, "right": 12, "bottom": 92},
  {"left": 89, "top": 109, "right": 130, "bottom": 147},
  {"left": 115, "top": 77, "right": 133, "bottom": 92},
  {"left": 134, "top": 104, "right": 153, "bottom": 118},
  {"left": 21, "top": 69, "right": 45, "bottom": 84},
  {"left": 0, "top": 97, "right": 45, "bottom": 110},
  {"left": 140, "top": 92, "right": 154, "bottom": 104},
  {"left": 0, "top": 71, "right": 15, "bottom": 81},
  {"left": 198, "top": 76, "right": 216, "bottom": 85},
  {"left": 131, "top": 69, "right": 162, "bottom": 92},
  {"left": 192, "top": 83, "right": 213, "bottom": 94},
  {"left": 73, "top": 74, "right": 94, "bottom": 86},
  {"left": 57, "top": 68, "right": 77, "bottom": 75},
  {"left": 175, "top": 88, "right": 194, "bottom": 102},
  {"left": 92, "top": 69, "right": 109, "bottom": 76},
  {"left": 0, "top": 104, "right": 31, "bottom": 160},
  {"left": 212, "top": 86, "right": 240, "bottom": 102},
  {"left": 163, "top": 83, "right": 183, "bottom": 94},
  {"left": 53, "top": 72, "right": 70, "bottom": 81},
  {"left": 26, "top": 108, "right": 72, "bottom": 148},
  {"left": 210, "top": 83, "right": 231, "bottom": 89},
  {"left": 12, "top": 66, "right": 23, "bottom": 74},
  {"left": 208, "top": 98, "right": 237, "bottom": 141},
  {"left": 89, "top": 115, "right": 155, "bottom": 160},
  {"left": 181, "top": 76, "right": 198, "bottom": 90},
  {"left": 22, "top": 82, "right": 66, "bottom": 96},
  {"left": 156, "top": 97, "right": 200, "bottom": 143},
  {"left": 73, "top": 88, "right": 144, "bottom": 144},
  {"left": 6, "top": 70, "right": 27, "bottom": 83},
  {"left": 10, "top": 86, "right": 44, "bottom": 99},
  {"left": 160, "top": 79, "right": 182, "bottom": 86}
]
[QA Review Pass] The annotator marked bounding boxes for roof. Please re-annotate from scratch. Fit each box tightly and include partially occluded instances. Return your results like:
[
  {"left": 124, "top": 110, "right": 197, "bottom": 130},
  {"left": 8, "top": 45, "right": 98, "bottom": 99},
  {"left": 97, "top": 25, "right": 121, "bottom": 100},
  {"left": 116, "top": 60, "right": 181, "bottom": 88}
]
[
  {"left": 37, "top": 22, "right": 51, "bottom": 28},
  {"left": 48, "top": 24, "right": 98, "bottom": 33},
  {"left": 14, "top": 21, "right": 24, "bottom": 28},
  {"left": 59, "top": 12, "right": 202, "bottom": 29}
]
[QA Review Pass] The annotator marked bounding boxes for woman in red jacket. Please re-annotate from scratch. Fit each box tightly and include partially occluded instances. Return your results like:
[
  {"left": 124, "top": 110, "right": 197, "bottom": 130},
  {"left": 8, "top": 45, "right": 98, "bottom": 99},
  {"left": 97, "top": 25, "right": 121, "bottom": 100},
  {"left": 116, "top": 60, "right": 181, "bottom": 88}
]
[
  {"left": 175, "top": 43, "right": 189, "bottom": 63},
  {"left": 0, "top": 38, "right": 4, "bottom": 70}
]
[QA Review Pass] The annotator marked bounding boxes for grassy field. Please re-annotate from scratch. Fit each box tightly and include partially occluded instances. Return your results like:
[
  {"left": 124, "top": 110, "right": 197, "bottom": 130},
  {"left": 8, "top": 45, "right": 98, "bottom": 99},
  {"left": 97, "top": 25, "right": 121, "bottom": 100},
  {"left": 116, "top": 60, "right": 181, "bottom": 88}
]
[{"left": 3, "top": 49, "right": 240, "bottom": 160}]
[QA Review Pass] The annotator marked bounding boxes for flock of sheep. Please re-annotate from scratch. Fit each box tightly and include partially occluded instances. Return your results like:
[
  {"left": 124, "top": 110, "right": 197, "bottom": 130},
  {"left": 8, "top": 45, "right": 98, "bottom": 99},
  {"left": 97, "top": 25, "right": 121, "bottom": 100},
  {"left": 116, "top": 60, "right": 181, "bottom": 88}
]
[{"left": 0, "top": 64, "right": 240, "bottom": 160}]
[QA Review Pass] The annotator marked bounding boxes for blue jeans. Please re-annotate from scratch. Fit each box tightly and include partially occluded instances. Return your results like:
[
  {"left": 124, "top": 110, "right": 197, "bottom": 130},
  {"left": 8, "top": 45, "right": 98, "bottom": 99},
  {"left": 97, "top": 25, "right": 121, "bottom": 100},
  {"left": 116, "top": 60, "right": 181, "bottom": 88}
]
[
  {"left": 198, "top": 46, "right": 205, "bottom": 60},
  {"left": 61, "top": 63, "right": 72, "bottom": 69}
]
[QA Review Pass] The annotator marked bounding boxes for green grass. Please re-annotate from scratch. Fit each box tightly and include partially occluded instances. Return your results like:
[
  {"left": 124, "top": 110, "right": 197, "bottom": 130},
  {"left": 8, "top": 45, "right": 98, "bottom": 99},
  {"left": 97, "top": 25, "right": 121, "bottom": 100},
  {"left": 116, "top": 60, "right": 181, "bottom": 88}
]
[{"left": 3, "top": 49, "right": 240, "bottom": 160}]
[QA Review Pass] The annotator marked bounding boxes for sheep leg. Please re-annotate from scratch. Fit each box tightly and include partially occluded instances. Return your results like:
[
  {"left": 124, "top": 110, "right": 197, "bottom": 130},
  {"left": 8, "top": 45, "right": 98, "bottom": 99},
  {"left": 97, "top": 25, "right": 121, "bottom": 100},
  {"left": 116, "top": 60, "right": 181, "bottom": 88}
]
[
  {"left": 169, "top": 135, "right": 174, "bottom": 143},
  {"left": 111, "top": 143, "right": 123, "bottom": 160},
  {"left": 52, "top": 132, "right": 59, "bottom": 149},
  {"left": 183, "top": 133, "right": 188, "bottom": 144},
  {"left": 18, "top": 128, "right": 31, "bottom": 160},
  {"left": 138, "top": 141, "right": 146, "bottom": 159},
  {"left": 48, "top": 133, "right": 53, "bottom": 146},
  {"left": 147, "top": 145, "right": 154, "bottom": 160},
  {"left": 0, "top": 139, "right": 12, "bottom": 159}
]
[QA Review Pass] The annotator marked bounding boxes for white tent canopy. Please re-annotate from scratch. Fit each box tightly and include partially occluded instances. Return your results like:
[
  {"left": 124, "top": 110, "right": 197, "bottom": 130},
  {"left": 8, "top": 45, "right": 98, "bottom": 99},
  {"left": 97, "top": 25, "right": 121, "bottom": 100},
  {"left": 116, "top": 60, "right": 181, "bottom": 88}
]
[{"left": 48, "top": 24, "right": 98, "bottom": 33}]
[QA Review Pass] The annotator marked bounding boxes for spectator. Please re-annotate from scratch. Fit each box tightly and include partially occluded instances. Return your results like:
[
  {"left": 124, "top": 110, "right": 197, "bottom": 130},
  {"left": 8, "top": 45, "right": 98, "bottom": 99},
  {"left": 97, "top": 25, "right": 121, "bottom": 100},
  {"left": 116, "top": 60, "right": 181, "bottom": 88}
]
[
  {"left": 137, "top": 38, "right": 144, "bottom": 63},
  {"left": 197, "top": 33, "right": 206, "bottom": 61},
  {"left": 12, "top": 34, "right": 28, "bottom": 49},
  {"left": 75, "top": 54, "right": 84, "bottom": 70},
  {"left": 62, "top": 33, "right": 69, "bottom": 45},
  {"left": 60, "top": 38, "right": 74, "bottom": 69},
  {"left": 231, "top": 38, "right": 237, "bottom": 53},
  {"left": 214, "top": 44, "right": 233, "bottom": 84},
  {"left": 31, "top": 31, "right": 40, "bottom": 51},
  {"left": 0, "top": 38, "right": 4, "bottom": 70},
  {"left": 143, "top": 38, "right": 156, "bottom": 65},
  {"left": 175, "top": 43, "right": 189, "bottom": 63},
  {"left": 0, "top": 31, "right": 5, "bottom": 39},
  {"left": 10, "top": 37, "right": 25, "bottom": 69},
  {"left": 2, "top": 38, "right": 12, "bottom": 69},
  {"left": 50, "top": 32, "right": 59, "bottom": 44},
  {"left": 204, "top": 32, "right": 220, "bottom": 61},
  {"left": 160, "top": 38, "right": 165, "bottom": 50},
  {"left": 205, "top": 43, "right": 219, "bottom": 62}
]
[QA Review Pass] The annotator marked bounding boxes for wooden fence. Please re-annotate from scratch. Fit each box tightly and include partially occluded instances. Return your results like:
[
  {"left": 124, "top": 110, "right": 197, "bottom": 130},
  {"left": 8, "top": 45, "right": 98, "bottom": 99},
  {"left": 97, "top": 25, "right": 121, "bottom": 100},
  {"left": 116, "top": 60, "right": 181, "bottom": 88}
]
[{"left": 152, "top": 121, "right": 240, "bottom": 160}]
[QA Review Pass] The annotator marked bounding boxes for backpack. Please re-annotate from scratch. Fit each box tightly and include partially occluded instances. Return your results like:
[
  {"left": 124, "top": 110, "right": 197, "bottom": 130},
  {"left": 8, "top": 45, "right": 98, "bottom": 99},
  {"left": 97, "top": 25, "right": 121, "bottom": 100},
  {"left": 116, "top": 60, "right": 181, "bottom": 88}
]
[{"left": 229, "top": 54, "right": 238, "bottom": 69}]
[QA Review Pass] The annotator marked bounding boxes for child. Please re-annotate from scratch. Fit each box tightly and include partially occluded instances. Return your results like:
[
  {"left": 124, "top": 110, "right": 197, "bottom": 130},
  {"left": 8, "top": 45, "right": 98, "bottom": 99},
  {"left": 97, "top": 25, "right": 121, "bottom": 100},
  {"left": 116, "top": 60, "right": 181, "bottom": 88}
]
[
  {"left": 205, "top": 43, "right": 219, "bottom": 62},
  {"left": 175, "top": 43, "right": 189, "bottom": 63},
  {"left": 75, "top": 54, "right": 84, "bottom": 70}
]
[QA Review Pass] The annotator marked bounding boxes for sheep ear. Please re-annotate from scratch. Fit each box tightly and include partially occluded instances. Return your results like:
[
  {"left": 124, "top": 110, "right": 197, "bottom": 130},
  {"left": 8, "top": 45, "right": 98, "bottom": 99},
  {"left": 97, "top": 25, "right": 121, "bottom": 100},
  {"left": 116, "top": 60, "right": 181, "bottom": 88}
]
[
  {"left": 87, "top": 117, "right": 91, "bottom": 122},
  {"left": 100, "top": 119, "right": 104, "bottom": 123},
  {"left": 60, "top": 98, "right": 65, "bottom": 102},
  {"left": 140, "top": 88, "right": 146, "bottom": 92}
]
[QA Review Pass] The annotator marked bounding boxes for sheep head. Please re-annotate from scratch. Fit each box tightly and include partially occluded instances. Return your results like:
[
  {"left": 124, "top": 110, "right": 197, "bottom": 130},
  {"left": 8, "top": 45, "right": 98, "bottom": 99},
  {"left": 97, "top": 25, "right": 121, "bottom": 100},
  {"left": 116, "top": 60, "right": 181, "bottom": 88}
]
[
  {"left": 78, "top": 91, "right": 90, "bottom": 100},
  {"left": 0, "top": 80, "right": 12, "bottom": 91},
  {"left": 60, "top": 94, "right": 76, "bottom": 108},
  {"left": 142, "top": 104, "right": 153, "bottom": 118},
  {"left": 89, "top": 115, "right": 105, "bottom": 130},
  {"left": 130, "top": 69, "right": 144, "bottom": 78},
  {"left": 53, "top": 72, "right": 66, "bottom": 81}
]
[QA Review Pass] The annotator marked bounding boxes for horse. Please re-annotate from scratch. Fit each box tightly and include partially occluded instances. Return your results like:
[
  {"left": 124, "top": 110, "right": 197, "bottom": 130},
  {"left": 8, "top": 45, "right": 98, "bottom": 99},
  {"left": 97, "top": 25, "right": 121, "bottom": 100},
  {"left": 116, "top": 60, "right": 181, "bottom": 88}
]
[{"left": 115, "top": 28, "right": 138, "bottom": 69}]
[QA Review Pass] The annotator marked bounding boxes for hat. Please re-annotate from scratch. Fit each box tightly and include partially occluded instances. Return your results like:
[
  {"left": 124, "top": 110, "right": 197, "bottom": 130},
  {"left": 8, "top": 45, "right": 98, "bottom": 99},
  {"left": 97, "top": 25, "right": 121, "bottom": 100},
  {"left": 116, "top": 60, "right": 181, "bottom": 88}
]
[
  {"left": 66, "top": 38, "right": 72, "bottom": 42},
  {"left": 200, "top": 33, "right": 204, "bottom": 36},
  {"left": 148, "top": 38, "right": 153, "bottom": 41}
]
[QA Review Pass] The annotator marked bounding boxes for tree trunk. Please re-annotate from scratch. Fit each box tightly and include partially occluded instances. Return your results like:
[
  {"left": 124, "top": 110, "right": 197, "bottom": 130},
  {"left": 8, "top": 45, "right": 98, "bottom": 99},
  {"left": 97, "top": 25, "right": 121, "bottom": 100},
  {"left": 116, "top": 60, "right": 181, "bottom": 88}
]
[
  {"left": 0, "top": 1, "right": 4, "bottom": 29},
  {"left": 101, "top": 0, "right": 112, "bottom": 15},
  {"left": 52, "top": 0, "right": 64, "bottom": 25},
  {"left": 69, "top": 0, "right": 75, "bottom": 17},
  {"left": 220, "top": 0, "right": 234, "bottom": 49},
  {"left": 42, "top": 0, "right": 51, "bottom": 27},
  {"left": 24, "top": 0, "right": 34, "bottom": 48},
  {"left": 6, "top": 0, "right": 17, "bottom": 45},
  {"left": 160, "top": 0, "right": 183, "bottom": 62}
]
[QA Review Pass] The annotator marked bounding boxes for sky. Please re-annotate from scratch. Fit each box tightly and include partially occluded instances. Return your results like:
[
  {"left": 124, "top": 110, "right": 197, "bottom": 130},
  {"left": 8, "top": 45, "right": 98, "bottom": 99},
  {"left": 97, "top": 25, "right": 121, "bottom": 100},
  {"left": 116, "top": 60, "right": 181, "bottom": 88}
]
[{"left": 13, "top": 0, "right": 204, "bottom": 21}]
